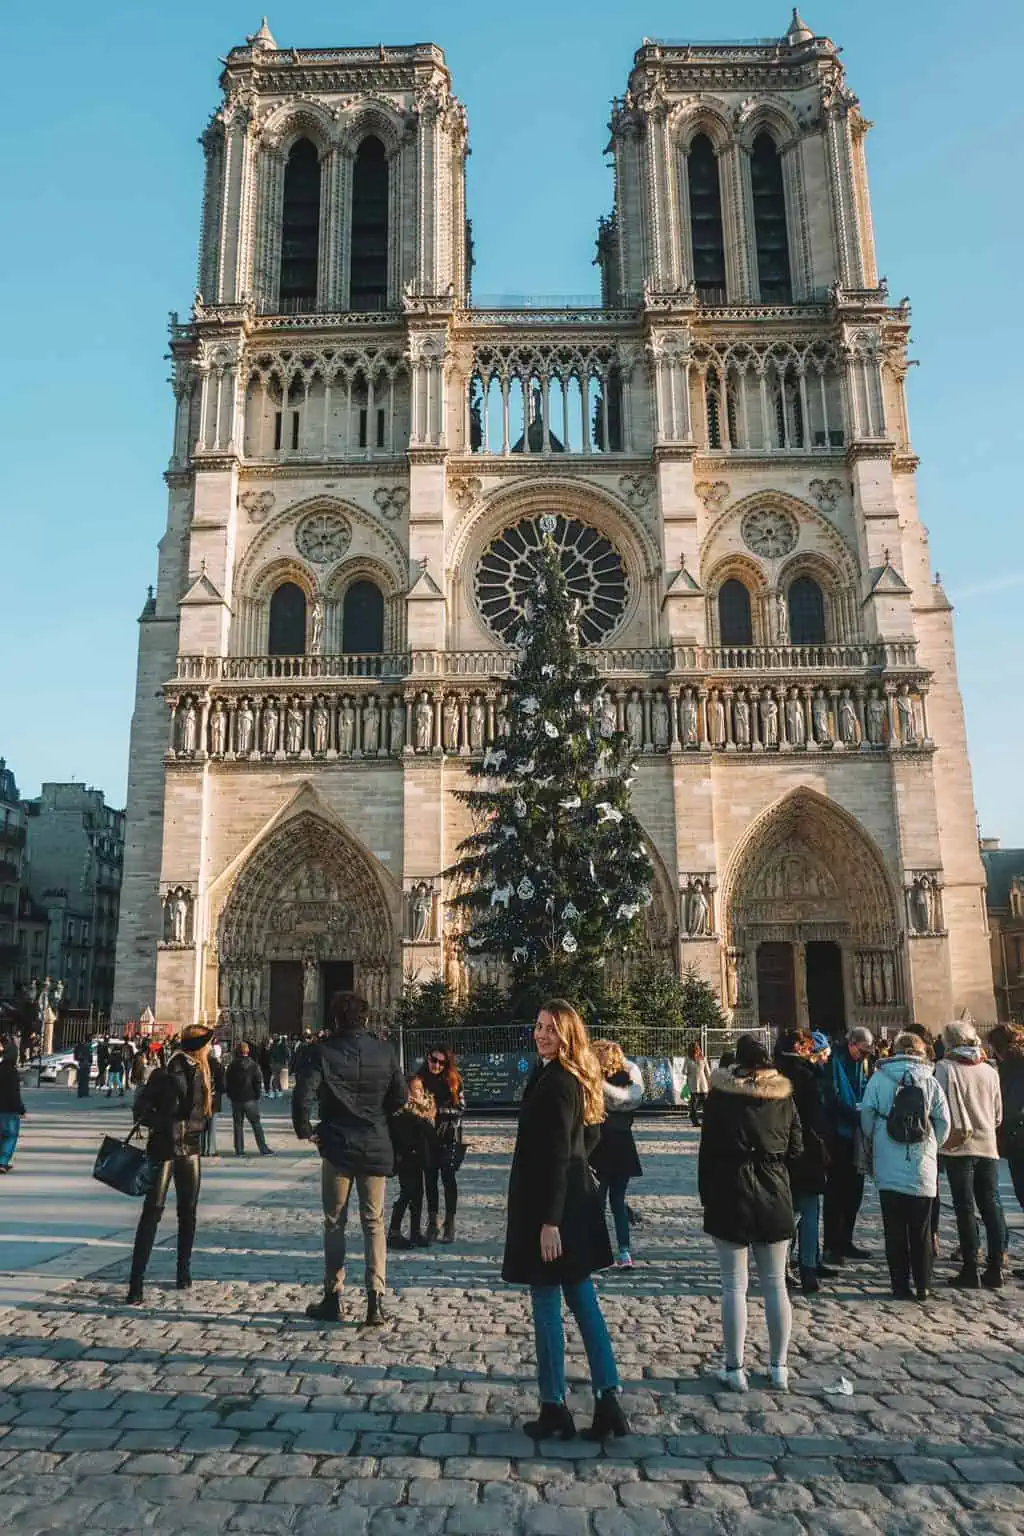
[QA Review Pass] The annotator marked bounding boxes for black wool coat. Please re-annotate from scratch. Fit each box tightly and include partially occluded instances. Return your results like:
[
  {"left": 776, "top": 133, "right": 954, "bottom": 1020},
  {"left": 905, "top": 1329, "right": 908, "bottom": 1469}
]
[
  {"left": 776, "top": 1054, "right": 829, "bottom": 1198},
  {"left": 140, "top": 1054, "right": 208, "bottom": 1162},
  {"left": 293, "top": 1029, "right": 407, "bottom": 1176},
  {"left": 225, "top": 1056, "right": 263, "bottom": 1105},
  {"left": 589, "top": 1069, "right": 643, "bottom": 1184},
  {"left": 698, "top": 1066, "right": 802, "bottom": 1246},
  {"left": 502, "top": 1060, "right": 613, "bottom": 1287}
]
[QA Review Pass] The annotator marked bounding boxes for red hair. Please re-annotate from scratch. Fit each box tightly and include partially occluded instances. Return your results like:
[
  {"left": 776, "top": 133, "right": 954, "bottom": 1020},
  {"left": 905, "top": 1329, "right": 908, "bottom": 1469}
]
[{"left": 423, "top": 1045, "right": 462, "bottom": 1099}]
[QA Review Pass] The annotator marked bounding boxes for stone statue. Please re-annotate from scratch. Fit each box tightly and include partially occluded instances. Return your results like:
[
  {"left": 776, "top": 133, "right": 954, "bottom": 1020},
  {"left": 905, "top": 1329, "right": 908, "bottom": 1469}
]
[
  {"left": 443, "top": 695, "right": 460, "bottom": 752},
  {"left": 411, "top": 883, "right": 432, "bottom": 942},
  {"left": 236, "top": 699, "right": 254, "bottom": 756},
  {"left": 733, "top": 694, "right": 750, "bottom": 746},
  {"left": 414, "top": 693, "right": 433, "bottom": 753},
  {"left": 651, "top": 694, "right": 670, "bottom": 750},
  {"left": 469, "top": 697, "right": 486, "bottom": 754},
  {"left": 310, "top": 598, "right": 324, "bottom": 655},
  {"left": 812, "top": 689, "right": 832, "bottom": 743},
  {"left": 726, "top": 950, "right": 739, "bottom": 1008},
  {"left": 363, "top": 697, "right": 380, "bottom": 755},
  {"left": 896, "top": 687, "right": 918, "bottom": 745},
  {"left": 866, "top": 689, "right": 886, "bottom": 746},
  {"left": 179, "top": 699, "right": 197, "bottom": 756},
  {"left": 774, "top": 589, "right": 789, "bottom": 644},
  {"left": 261, "top": 699, "right": 279, "bottom": 755},
  {"left": 686, "top": 880, "right": 711, "bottom": 937},
  {"left": 303, "top": 958, "right": 318, "bottom": 1003},
  {"left": 312, "top": 698, "right": 329, "bottom": 756},
  {"left": 681, "top": 690, "right": 699, "bottom": 746},
  {"left": 760, "top": 692, "right": 779, "bottom": 747},
  {"left": 910, "top": 877, "right": 932, "bottom": 934},
  {"left": 626, "top": 692, "right": 643, "bottom": 750},
  {"left": 882, "top": 951, "right": 896, "bottom": 1004},
  {"left": 171, "top": 890, "right": 189, "bottom": 944},
  {"left": 709, "top": 691, "right": 726, "bottom": 748},
  {"left": 338, "top": 701, "right": 355, "bottom": 756},
  {"left": 871, "top": 952, "right": 883, "bottom": 1004},
  {"left": 390, "top": 697, "right": 405, "bottom": 754},
  {"left": 598, "top": 693, "right": 617, "bottom": 739},
  {"left": 286, "top": 701, "right": 303, "bottom": 756},
  {"left": 786, "top": 690, "right": 806, "bottom": 745},
  {"left": 839, "top": 691, "right": 860, "bottom": 746},
  {"left": 210, "top": 702, "right": 227, "bottom": 756}
]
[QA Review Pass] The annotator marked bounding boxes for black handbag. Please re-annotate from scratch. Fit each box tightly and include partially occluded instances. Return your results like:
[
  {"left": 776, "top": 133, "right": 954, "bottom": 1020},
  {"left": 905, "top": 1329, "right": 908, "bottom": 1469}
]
[{"left": 93, "top": 1125, "right": 153, "bottom": 1197}]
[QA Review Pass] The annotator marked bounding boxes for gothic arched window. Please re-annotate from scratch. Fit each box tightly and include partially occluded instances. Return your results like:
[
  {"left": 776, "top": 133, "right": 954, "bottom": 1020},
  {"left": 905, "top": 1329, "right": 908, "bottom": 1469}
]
[
  {"left": 279, "top": 138, "right": 321, "bottom": 312},
  {"left": 350, "top": 137, "right": 389, "bottom": 312},
  {"left": 688, "top": 134, "right": 726, "bottom": 301},
  {"left": 751, "top": 133, "right": 792, "bottom": 303},
  {"left": 342, "top": 580, "right": 385, "bottom": 652},
  {"left": 268, "top": 582, "right": 307, "bottom": 655},
  {"left": 787, "top": 576, "right": 826, "bottom": 645},
  {"left": 718, "top": 578, "right": 753, "bottom": 646}
]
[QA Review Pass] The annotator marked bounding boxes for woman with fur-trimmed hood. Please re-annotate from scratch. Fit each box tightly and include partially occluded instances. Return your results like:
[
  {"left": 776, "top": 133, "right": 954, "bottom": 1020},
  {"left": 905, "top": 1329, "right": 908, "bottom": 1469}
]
[{"left": 698, "top": 1034, "right": 802, "bottom": 1394}]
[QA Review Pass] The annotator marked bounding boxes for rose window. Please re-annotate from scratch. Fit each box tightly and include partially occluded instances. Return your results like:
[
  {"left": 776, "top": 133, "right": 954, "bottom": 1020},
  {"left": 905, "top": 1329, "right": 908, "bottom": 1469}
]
[
  {"left": 474, "top": 514, "right": 628, "bottom": 645},
  {"left": 295, "top": 511, "right": 351, "bottom": 565},
  {"left": 741, "top": 506, "right": 798, "bottom": 559}
]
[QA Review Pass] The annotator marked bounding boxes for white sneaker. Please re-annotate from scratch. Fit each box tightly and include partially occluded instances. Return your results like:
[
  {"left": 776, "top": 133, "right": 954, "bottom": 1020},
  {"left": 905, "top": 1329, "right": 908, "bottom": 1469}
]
[
  {"left": 717, "top": 1366, "right": 749, "bottom": 1393},
  {"left": 770, "top": 1364, "right": 790, "bottom": 1391}
]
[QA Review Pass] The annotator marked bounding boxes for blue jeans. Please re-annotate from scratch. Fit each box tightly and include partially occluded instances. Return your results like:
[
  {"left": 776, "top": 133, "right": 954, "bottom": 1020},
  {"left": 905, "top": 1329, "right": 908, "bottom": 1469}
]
[
  {"left": 599, "top": 1176, "right": 630, "bottom": 1252},
  {"left": 795, "top": 1192, "right": 820, "bottom": 1270},
  {"left": 530, "top": 1277, "right": 620, "bottom": 1404},
  {"left": 0, "top": 1113, "right": 21, "bottom": 1168}
]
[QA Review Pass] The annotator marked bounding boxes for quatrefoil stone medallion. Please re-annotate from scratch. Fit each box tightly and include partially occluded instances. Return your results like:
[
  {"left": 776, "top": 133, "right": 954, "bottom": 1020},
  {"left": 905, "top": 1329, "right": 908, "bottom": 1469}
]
[
  {"left": 295, "top": 512, "right": 351, "bottom": 564},
  {"left": 741, "top": 507, "right": 799, "bottom": 559}
]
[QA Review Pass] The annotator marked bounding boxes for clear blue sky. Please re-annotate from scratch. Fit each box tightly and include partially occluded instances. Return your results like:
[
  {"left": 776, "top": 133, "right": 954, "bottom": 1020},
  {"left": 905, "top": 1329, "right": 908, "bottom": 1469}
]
[{"left": 2, "top": 2, "right": 1022, "bottom": 838}]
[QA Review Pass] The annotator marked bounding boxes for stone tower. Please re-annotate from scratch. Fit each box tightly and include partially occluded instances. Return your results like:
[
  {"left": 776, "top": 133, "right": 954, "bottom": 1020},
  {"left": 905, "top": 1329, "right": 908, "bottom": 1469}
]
[{"left": 114, "top": 14, "right": 994, "bottom": 1038}]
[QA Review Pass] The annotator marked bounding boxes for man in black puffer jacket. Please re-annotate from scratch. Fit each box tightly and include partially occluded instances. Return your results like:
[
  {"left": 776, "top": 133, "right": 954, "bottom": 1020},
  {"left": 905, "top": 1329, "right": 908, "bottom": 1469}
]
[
  {"left": 293, "top": 991, "right": 407, "bottom": 1326},
  {"left": 225, "top": 1043, "right": 273, "bottom": 1156}
]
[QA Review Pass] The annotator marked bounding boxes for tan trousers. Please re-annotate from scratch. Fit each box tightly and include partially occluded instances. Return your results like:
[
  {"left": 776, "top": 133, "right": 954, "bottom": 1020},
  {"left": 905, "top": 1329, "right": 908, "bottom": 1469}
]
[{"left": 321, "top": 1159, "right": 387, "bottom": 1297}]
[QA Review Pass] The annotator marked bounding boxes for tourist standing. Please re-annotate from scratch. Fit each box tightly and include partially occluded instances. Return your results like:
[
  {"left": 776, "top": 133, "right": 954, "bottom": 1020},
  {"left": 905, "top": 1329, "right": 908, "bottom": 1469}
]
[
  {"left": 417, "top": 1047, "right": 465, "bottom": 1243},
  {"left": 0, "top": 1040, "right": 26, "bottom": 1173},
  {"left": 988, "top": 1024, "right": 1024, "bottom": 1220},
  {"left": 269, "top": 1035, "right": 290, "bottom": 1098},
  {"left": 935, "top": 1020, "right": 1006, "bottom": 1288},
  {"left": 292, "top": 991, "right": 407, "bottom": 1326},
  {"left": 387, "top": 1076, "right": 437, "bottom": 1249},
  {"left": 860, "top": 1031, "right": 950, "bottom": 1300},
  {"left": 589, "top": 1038, "right": 643, "bottom": 1268},
  {"left": 226, "top": 1043, "right": 273, "bottom": 1156},
  {"left": 776, "top": 1029, "right": 833, "bottom": 1294},
  {"left": 106, "top": 1038, "right": 127, "bottom": 1098},
  {"left": 698, "top": 1033, "right": 801, "bottom": 1392},
  {"left": 203, "top": 1047, "right": 226, "bottom": 1158},
  {"left": 74, "top": 1038, "right": 93, "bottom": 1098},
  {"left": 503, "top": 1001, "right": 629, "bottom": 1443},
  {"left": 685, "top": 1042, "right": 712, "bottom": 1127},
  {"left": 822, "top": 1026, "right": 874, "bottom": 1264},
  {"left": 96, "top": 1037, "right": 110, "bottom": 1093},
  {"left": 126, "top": 1024, "right": 214, "bottom": 1302}
]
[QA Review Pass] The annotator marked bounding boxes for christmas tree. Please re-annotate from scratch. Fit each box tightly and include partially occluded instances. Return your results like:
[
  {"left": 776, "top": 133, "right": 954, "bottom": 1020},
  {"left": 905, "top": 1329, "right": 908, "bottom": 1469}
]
[{"left": 448, "top": 516, "right": 654, "bottom": 1001}]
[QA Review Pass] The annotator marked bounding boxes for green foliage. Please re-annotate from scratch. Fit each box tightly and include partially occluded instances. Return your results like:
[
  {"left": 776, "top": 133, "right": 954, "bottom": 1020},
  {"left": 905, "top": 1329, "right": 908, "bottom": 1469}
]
[
  {"left": 446, "top": 525, "right": 654, "bottom": 992},
  {"left": 392, "top": 974, "right": 459, "bottom": 1040}
]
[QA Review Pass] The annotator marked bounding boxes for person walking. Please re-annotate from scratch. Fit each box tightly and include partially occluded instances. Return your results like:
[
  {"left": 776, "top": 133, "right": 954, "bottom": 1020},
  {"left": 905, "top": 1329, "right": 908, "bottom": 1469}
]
[
  {"left": 106, "top": 1038, "right": 127, "bottom": 1098},
  {"left": 269, "top": 1035, "right": 290, "bottom": 1098},
  {"left": 126, "top": 1024, "right": 215, "bottom": 1303},
  {"left": 589, "top": 1038, "right": 643, "bottom": 1268},
  {"left": 0, "top": 1040, "right": 27, "bottom": 1172},
  {"left": 387, "top": 1076, "right": 437, "bottom": 1249},
  {"left": 74, "top": 1038, "right": 93, "bottom": 1098},
  {"left": 822, "top": 1026, "right": 874, "bottom": 1264},
  {"left": 292, "top": 990, "right": 407, "bottom": 1326},
  {"left": 503, "top": 1000, "right": 629, "bottom": 1443},
  {"left": 935, "top": 1020, "right": 1006, "bottom": 1288},
  {"left": 776, "top": 1029, "right": 833, "bottom": 1294},
  {"left": 860, "top": 1031, "right": 950, "bottom": 1300},
  {"left": 226, "top": 1042, "right": 273, "bottom": 1156},
  {"left": 417, "top": 1046, "right": 465, "bottom": 1243},
  {"left": 698, "top": 1033, "right": 802, "bottom": 1392},
  {"left": 685, "top": 1043, "right": 712, "bottom": 1127},
  {"left": 989, "top": 1024, "right": 1024, "bottom": 1222},
  {"left": 203, "top": 1047, "right": 226, "bottom": 1158},
  {"left": 96, "top": 1037, "right": 111, "bottom": 1093}
]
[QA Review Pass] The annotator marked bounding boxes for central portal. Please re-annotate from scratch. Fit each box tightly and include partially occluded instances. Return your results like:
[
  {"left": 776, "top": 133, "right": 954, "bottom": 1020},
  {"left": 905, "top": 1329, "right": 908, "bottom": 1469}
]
[
  {"left": 806, "top": 940, "right": 846, "bottom": 1035},
  {"left": 756, "top": 942, "right": 796, "bottom": 1032}
]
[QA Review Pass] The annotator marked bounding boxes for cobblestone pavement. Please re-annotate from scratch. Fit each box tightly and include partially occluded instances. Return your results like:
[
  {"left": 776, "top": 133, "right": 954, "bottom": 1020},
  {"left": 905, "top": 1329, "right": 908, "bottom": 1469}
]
[{"left": 2, "top": 1103, "right": 1024, "bottom": 1534}]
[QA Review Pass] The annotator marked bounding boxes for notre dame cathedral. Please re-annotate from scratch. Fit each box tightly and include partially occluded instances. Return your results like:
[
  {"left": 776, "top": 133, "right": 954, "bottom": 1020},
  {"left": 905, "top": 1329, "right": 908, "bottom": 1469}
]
[{"left": 113, "top": 13, "right": 995, "bottom": 1038}]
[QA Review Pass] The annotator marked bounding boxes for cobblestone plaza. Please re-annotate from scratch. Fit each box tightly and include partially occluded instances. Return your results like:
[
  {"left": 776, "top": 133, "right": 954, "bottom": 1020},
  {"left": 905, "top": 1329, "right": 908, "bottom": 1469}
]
[{"left": 2, "top": 1092, "right": 1023, "bottom": 1534}]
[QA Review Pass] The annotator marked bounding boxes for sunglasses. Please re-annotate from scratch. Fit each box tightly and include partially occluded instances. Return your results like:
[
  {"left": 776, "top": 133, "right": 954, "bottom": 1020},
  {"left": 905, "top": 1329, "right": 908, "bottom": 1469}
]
[{"left": 428, "top": 1056, "right": 445, "bottom": 1067}]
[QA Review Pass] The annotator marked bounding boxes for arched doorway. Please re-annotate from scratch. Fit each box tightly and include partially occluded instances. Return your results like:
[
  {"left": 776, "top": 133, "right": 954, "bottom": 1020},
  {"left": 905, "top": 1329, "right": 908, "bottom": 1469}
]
[
  {"left": 724, "top": 789, "right": 905, "bottom": 1037},
  {"left": 214, "top": 809, "right": 396, "bottom": 1038}
]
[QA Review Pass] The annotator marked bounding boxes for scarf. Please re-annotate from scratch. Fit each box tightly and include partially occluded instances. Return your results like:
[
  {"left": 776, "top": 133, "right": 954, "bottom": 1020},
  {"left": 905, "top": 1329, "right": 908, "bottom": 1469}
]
[
  {"left": 948, "top": 1044, "right": 984, "bottom": 1065},
  {"left": 832, "top": 1048, "right": 864, "bottom": 1136}
]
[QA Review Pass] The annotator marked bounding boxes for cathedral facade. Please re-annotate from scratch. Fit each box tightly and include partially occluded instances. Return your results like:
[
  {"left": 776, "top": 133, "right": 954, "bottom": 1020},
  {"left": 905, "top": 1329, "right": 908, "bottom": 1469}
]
[{"left": 113, "top": 14, "right": 995, "bottom": 1038}]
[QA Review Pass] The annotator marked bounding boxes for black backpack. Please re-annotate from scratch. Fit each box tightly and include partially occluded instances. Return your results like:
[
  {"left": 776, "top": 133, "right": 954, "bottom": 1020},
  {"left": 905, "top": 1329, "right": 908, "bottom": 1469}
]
[{"left": 886, "top": 1073, "right": 929, "bottom": 1147}]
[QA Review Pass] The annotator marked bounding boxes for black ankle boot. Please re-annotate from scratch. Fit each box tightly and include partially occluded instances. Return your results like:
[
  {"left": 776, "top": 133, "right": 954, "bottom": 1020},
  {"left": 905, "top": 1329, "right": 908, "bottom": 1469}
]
[
  {"left": 949, "top": 1264, "right": 981, "bottom": 1289},
  {"left": 580, "top": 1390, "right": 630, "bottom": 1441},
  {"left": 425, "top": 1214, "right": 440, "bottom": 1244},
  {"left": 982, "top": 1260, "right": 1004, "bottom": 1290},
  {"left": 800, "top": 1267, "right": 820, "bottom": 1295},
  {"left": 176, "top": 1266, "right": 192, "bottom": 1291},
  {"left": 523, "top": 1401, "right": 576, "bottom": 1441},
  {"left": 440, "top": 1214, "right": 455, "bottom": 1244},
  {"left": 364, "top": 1293, "right": 388, "bottom": 1327},
  {"left": 125, "top": 1280, "right": 144, "bottom": 1305},
  {"left": 305, "top": 1291, "right": 342, "bottom": 1322},
  {"left": 388, "top": 1229, "right": 411, "bottom": 1250}
]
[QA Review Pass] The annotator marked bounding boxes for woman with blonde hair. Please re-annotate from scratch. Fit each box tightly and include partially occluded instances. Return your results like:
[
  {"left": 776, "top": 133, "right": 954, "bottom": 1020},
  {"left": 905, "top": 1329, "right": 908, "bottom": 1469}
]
[
  {"left": 126, "top": 1023, "right": 215, "bottom": 1304},
  {"left": 590, "top": 1038, "right": 644, "bottom": 1267},
  {"left": 502, "top": 1000, "right": 629, "bottom": 1443}
]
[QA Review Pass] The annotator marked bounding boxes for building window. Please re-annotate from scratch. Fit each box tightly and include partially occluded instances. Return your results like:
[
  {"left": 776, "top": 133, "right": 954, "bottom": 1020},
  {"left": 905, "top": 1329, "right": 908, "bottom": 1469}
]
[
  {"left": 751, "top": 133, "right": 792, "bottom": 303},
  {"left": 342, "top": 580, "right": 385, "bottom": 652},
  {"left": 279, "top": 138, "right": 321, "bottom": 312},
  {"left": 718, "top": 579, "right": 753, "bottom": 646},
  {"left": 268, "top": 581, "right": 308, "bottom": 656},
  {"left": 688, "top": 134, "right": 726, "bottom": 301},
  {"left": 350, "top": 137, "right": 389, "bottom": 312},
  {"left": 787, "top": 576, "right": 826, "bottom": 645}
]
